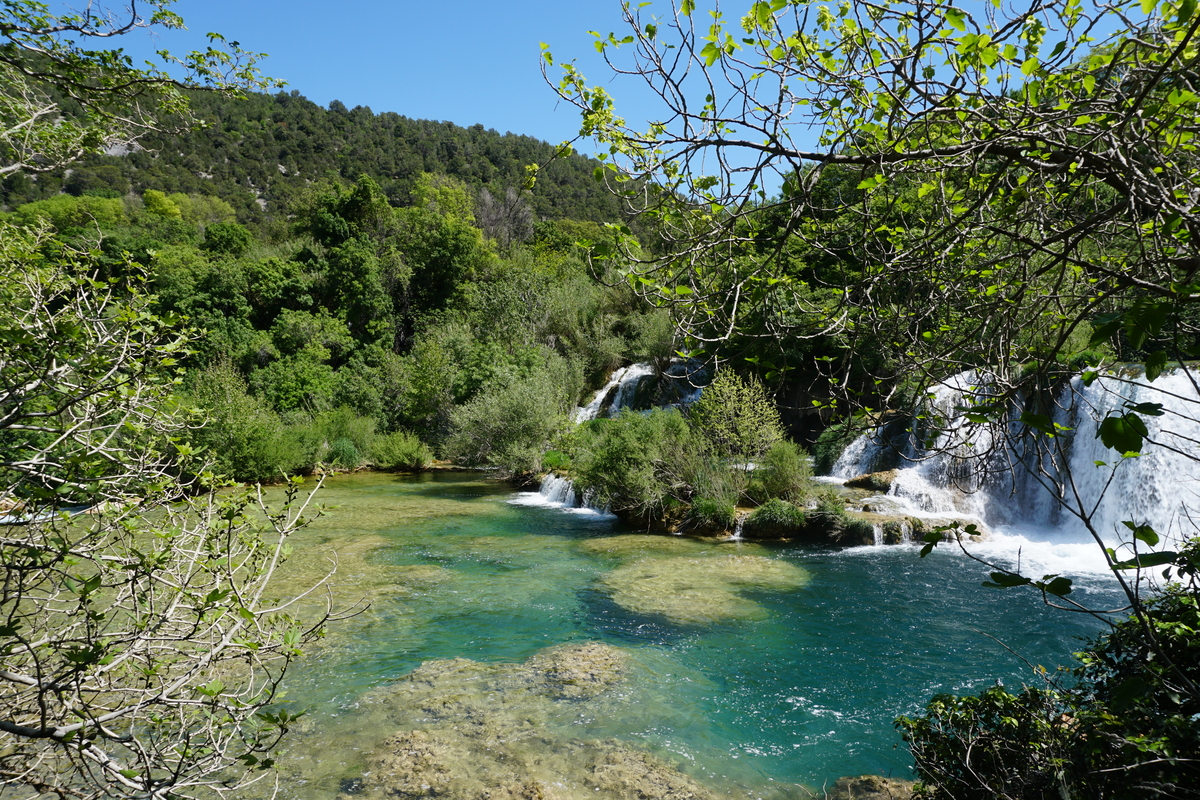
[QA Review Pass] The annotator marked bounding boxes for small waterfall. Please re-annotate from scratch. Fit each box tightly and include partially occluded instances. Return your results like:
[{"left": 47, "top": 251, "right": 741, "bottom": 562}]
[
  {"left": 872, "top": 523, "right": 884, "bottom": 547},
  {"left": 509, "top": 473, "right": 612, "bottom": 517},
  {"left": 831, "top": 367, "right": 1200, "bottom": 551},
  {"left": 731, "top": 515, "right": 745, "bottom": 540},
  {"left": 539, "top": 474, "right": 576, "bottom": 507},
  {"left": 573, "top": 360, "right": 706, "bottom": 423},
  {"left": 574, "top": 363, "right": 657, "bottom": 422}
]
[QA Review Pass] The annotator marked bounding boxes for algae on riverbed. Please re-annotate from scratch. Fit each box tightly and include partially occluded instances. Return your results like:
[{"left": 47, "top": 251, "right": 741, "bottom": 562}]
[{"left": 577, "top": 534, "right": 811, "bottom": 624}]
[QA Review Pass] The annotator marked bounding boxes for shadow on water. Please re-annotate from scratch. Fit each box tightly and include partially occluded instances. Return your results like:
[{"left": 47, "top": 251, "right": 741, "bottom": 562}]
[{"left": 575, "top": 586, "right": 693, "bottom": 647}]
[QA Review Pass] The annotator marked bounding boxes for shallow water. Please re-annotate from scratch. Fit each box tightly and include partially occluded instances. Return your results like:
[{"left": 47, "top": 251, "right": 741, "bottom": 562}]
[{"left": 264, "top": 471, "right": 1126, "bottom": 798}]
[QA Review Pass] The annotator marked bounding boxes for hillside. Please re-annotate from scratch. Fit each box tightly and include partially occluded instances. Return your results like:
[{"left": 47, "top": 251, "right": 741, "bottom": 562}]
[{"left": 0, "top": 89, "right": 625, "bottom": 224}]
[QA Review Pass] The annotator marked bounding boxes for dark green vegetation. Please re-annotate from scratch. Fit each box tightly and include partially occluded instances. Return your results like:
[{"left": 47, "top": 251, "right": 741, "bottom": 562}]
[
  {"left": 2, "top": 171, "right": 672, "bottom": 483},
  {"left": 1, "top": 89, "right": 627, "bottom": 227},
  {"left": 899, "top": 580, "right": 1200, "bottom": 799},
  {"left": 564, "top": 373, "right": 819, "bottom": 533}
]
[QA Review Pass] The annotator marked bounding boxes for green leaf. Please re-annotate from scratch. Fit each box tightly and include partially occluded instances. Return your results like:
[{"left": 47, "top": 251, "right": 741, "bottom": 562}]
[
  {"left": 1144, "top": 350, "right": 1169, "bottom": 381},
  {"left": 1122, "top": 520, "right": 1160, "bottom": 547},
  {"left": 1020, "top": 411, "right": 1055, "bottom": 435},
  {"left": 983, "top": 571, "right": 1033, "bottom": 588},
  {"left": 1112, "top": 551, "right": 1179, "bottom": 570},
  {"left": 1088, "top": 313, "right": 1123, "bottom": 346},
  {"left": 1041, "top": 576, "right": 1073, "bottom": 596},
  {"left": 1126, "top": 402, "right": 1165, "bottom": 417},
  {"left": 1096, "top": 413, "right": 1148, "bottom": 455}
]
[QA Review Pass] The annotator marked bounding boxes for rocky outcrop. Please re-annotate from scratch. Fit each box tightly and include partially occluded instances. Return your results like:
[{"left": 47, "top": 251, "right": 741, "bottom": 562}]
[
  {"left": 525, "top": 641, "right": 628, "bottom": 700},
  {"left": 822, "top": 775, "right": 915, "bottom": 800},
  {"left": 844, "top": 470, "right": 899, "bottom": 493},
  {"left": 356, "top": 731, "right": 721, "bottom": 800}
]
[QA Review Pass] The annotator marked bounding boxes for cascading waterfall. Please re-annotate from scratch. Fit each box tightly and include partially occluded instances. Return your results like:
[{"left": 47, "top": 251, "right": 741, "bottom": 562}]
[
  {"left": 831, "top": 367, "right": 1200, "bottom": 556},
  {"left": 574, "top": 360, "right": 706, "bottom": 423},
  {"left": 507, "top": 472, "right": 611, "bottom": 516},
  {"left": 574, "top": 363, "right": 658, "bottom": 422},
  {"left": 538, "top": 474, "right": 576, "bottom": 507}
]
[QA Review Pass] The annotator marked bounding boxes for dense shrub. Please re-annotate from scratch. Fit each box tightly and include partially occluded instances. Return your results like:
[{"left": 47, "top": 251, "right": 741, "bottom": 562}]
[
  {"left": 688, "top": 370, "right": 783, "bottom": 460},
  {"left": 14, "top": 194, "right": 126, "bottom": 231},
  {"left": 687, "top": 497, "right": 737, "bottom": 530},
  {"left": 372, "top": 431, "right": 433, "bottom": 471},
  {"left": 901, "top": 685, "right": 1068, "bottom": 800},
  {"left": 571, "top": 408, "right": 704, "bottom": 515},
  {"left": 747, "top": 498, "right": 806, "bottom": 530},
  {"left": 202, "top": 221, "right": 254, "bottom": 256},
  {"left": 542, "top": 450, "right": 571, "bottom": 471},
  {"left": 183, "top": 362, "right": 308, "bottom": 482},
  {"left": 749, "top": 439, "right": 813, "bottom": 503},
  {"left": 327, "top": 437, "right": 361, "bottom": 469},
  {"left": 444, "top": 367, "right": 571, "bottom": 476}
]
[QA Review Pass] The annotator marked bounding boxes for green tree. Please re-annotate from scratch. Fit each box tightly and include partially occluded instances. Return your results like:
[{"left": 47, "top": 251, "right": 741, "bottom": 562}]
[
  {"left": 445, "top": 366, "right": 573, "bottom": 476},
  {"left": 555, "top": 0, "right": 1200, "bottom": 790},
  {"left": 688, "top": 370, "right": 783, "bottom": 461},
  {"left": 0, "top": 223, "right": 326, "bottom": 798}
]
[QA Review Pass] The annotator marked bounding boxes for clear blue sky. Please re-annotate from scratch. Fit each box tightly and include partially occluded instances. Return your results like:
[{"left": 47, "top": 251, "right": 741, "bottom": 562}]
[{"left": 127, "top": 1, "right": 645, "bottom": 151}]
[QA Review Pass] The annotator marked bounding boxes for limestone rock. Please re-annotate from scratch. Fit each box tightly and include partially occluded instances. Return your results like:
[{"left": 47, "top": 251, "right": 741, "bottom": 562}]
[
  {"left": 844, "top": 470, "right": 899, "bottom": 492},
  {"left": 525, "top": 641, "right": 628, "bottom": 700},
  {"left": 336, "top": 643, "right": 727, "bottom": 800},
  {"left": 823, "top": 774, "right": 915, "bottom": 800}
]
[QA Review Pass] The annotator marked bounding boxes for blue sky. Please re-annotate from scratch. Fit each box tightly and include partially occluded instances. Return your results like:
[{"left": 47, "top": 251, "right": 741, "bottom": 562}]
[{"left": 125, "top": 1, "right": 644, "bottom": 151}]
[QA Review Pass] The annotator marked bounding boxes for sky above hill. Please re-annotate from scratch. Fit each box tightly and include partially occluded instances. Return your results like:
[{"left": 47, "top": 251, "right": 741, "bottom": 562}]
[{"left": 131, "top": 0, "right": 645, "bottom": 151}]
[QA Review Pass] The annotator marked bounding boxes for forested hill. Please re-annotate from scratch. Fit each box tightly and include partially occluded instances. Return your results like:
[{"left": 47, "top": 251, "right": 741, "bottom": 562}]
[{"left": 0, "top": 89, "right": 623, "bottom": 224}]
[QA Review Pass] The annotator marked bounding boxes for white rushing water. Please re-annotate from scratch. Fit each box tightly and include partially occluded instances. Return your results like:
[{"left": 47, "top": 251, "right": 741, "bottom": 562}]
[
  {"left": 573, "top": 363, "right": 658, "bottom": 422},
  {"left": 509, "top": 473, "right": 614, "bottom": 517},
  {"left": 831, "top": 368, "right": 1200, "bottom": 577},
  {"left": 573, "top": 360, "right": 706, "bottom": 423}
]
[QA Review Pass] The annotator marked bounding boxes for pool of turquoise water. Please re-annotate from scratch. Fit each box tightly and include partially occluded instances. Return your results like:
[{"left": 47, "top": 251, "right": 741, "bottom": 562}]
[{"left": 268, "top": 471, "right": 1125, "bottom": 797}]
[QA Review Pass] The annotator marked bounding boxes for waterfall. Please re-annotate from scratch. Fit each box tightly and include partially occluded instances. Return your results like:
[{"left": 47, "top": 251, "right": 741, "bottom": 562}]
[
  {"left": 574, "top": 363, "right": 658, "bottom": 422},
  {"left": 573, "top": 360, "right": 706, "bottom": 423},
  {"left": 830, "top": 368, "right": 1200, "bottom": 556},
  {"left": 539, "top": 474, "right": 576, "bottom": 507},
  {"left": 508, "top": 473, "right": 613, "bottom": 517}
]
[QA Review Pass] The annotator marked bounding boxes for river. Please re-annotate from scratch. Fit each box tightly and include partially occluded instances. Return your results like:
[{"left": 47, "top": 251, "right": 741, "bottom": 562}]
[{"left": 263, "top": 470, "right": 1126, "bottom": 799}]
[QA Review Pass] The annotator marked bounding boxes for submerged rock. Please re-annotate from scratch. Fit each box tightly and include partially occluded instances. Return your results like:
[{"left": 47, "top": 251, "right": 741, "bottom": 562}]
[
  {"left": 337, "top": 642, "right": 722, "bottom": 800},
  {"left": 525, "top": 641, "right": 628, "bottom": 700},
  {"left": 598, "top": 553, "right": 810, "bottom": 625},
  {"left": 353, "top": 730, "right": 720, "bottom": 800}
]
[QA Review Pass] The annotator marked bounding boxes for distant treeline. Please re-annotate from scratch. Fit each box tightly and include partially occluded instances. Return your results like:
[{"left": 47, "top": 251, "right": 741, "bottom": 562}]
[{"left": 0, "top": 89, "right": 626, "bottom": 225}]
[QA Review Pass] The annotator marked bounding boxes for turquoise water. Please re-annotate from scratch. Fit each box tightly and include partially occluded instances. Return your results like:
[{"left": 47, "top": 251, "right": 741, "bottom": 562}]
[{"left": 269, "top": 471, "right": 1125, "bottom": 798}]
